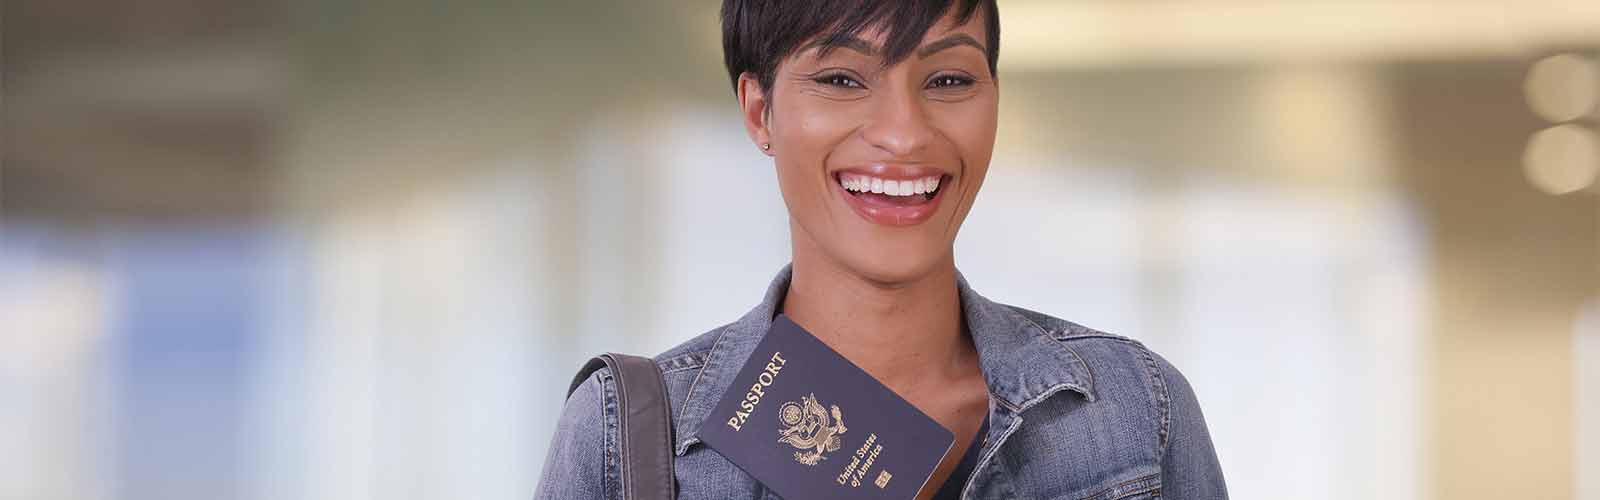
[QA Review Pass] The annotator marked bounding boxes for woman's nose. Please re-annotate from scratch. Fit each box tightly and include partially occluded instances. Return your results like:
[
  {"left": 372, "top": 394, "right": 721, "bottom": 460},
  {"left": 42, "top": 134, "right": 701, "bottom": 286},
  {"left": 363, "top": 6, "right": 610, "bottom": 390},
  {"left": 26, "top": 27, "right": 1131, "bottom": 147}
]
[{"left": 860, "top": 88, "right": 937, "bottom": 159}]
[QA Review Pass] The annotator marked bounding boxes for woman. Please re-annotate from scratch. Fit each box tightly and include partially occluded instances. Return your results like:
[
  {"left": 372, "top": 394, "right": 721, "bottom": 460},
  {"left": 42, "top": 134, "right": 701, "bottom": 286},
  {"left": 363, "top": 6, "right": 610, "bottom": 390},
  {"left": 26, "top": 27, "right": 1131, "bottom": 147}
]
[{"left": 537, "top": 1, "right": 1227, "bottom": 498}]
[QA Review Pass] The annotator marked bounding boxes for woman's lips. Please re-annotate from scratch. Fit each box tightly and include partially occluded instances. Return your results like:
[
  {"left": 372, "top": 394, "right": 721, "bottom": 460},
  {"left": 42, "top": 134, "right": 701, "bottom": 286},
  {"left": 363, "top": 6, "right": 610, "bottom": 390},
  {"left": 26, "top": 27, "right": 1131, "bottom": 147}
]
[{"left": 832, "top": 169, "right": 950, "bottom": 226}]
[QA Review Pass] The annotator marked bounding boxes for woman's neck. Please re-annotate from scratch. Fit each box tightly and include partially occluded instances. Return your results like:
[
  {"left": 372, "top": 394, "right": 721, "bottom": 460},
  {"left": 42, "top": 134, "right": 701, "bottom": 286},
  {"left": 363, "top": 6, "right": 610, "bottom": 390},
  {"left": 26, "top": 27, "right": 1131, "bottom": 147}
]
[{"left": 780, "top": 234, "right": 976, "bottom": 396}]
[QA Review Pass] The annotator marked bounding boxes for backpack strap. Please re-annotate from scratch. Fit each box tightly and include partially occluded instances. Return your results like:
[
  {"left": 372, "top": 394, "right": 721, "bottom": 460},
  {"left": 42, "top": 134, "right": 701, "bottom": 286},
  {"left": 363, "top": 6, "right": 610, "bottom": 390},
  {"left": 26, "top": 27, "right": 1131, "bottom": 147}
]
[{"left": 567, "top": 353, "right": 676, "bottom": 500}]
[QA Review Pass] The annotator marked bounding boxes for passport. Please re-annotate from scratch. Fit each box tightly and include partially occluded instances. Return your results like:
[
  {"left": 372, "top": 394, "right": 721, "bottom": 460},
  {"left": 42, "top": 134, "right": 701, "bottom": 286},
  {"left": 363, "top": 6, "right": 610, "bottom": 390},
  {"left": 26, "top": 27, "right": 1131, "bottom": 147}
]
[{"left": 698, "top": 314, "right": 956, "bottom": 500}]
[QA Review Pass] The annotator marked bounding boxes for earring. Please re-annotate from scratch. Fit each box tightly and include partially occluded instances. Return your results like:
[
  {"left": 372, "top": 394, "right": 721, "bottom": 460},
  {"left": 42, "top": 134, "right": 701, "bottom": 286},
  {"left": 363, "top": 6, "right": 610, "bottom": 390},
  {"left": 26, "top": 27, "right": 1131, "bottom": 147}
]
[{"left": 762, "top": 143, "right": 771, "bottom": 151}]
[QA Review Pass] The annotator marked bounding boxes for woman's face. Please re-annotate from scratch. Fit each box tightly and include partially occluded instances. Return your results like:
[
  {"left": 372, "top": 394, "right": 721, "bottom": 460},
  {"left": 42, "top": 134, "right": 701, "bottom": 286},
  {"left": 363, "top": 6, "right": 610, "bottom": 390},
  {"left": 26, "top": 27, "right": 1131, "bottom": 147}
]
[{"left": 740, "top": 10, "right": 997, "bottom": 285}]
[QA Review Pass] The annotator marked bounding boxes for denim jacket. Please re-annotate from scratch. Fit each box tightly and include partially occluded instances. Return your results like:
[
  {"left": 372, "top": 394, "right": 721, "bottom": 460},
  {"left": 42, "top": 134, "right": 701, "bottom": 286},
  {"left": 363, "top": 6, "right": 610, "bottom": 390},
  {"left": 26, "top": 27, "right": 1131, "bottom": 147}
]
[{"left": 536, "top": 266, "right": 1227, "bottom": 499}]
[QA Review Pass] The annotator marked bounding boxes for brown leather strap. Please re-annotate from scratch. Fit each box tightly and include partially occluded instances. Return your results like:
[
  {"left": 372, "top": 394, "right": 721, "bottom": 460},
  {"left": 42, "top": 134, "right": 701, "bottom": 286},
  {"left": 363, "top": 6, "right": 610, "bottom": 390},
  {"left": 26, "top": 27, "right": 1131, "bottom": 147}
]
[{"left": 568, "top": 353, "right": 676, "bottom": 500}]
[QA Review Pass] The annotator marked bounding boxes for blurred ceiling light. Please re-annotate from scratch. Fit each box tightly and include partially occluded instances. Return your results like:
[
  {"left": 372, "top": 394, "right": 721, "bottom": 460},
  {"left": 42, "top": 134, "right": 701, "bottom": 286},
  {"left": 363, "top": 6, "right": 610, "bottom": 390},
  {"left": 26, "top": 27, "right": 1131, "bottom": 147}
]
[
  {"left": 1523, "top": 124, "right": 1600, "bottom": 195},
  {"left": 1525, "top": 54, "right": 1600, "bottom": 123},
  {"left": 1001, "top": 1, "right": 1600, "bottom": 69}
]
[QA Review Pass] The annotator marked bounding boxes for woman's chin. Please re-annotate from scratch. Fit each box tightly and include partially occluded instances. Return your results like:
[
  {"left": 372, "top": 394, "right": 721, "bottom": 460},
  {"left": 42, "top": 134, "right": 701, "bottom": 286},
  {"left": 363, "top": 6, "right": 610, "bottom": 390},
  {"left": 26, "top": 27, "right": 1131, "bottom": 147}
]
[
  {"left": 796, "top": 216, "right": 957, "bottom": 287},
  {"left": 840, "top": 251, "right": 949, "bottom": 288}
]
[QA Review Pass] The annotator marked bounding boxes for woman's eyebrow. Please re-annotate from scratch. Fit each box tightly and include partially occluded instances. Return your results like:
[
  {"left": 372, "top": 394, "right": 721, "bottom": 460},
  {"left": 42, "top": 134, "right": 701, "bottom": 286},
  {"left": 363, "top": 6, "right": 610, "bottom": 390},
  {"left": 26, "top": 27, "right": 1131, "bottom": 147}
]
[
  {"left": 917, "top": 33, "right": 984, "bottom": 58},
  {"left": 805, "top": 37, "right": 877, "bottom": 57}
]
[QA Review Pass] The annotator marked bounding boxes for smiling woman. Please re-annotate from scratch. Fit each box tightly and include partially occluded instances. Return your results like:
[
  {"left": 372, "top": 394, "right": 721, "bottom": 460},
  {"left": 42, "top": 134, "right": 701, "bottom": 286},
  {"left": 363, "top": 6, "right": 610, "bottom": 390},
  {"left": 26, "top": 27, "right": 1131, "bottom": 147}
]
[{"left": 535, "top": 1, "right": 1226, "bottom": 499}]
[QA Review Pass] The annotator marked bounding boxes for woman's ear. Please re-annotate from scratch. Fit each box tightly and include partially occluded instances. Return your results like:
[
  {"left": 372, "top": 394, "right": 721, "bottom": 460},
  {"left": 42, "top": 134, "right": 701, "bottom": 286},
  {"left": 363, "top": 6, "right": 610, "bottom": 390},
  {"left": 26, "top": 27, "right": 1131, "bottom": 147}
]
[{"left": 737, "top": 73, "right": 775, "bottom": 156}]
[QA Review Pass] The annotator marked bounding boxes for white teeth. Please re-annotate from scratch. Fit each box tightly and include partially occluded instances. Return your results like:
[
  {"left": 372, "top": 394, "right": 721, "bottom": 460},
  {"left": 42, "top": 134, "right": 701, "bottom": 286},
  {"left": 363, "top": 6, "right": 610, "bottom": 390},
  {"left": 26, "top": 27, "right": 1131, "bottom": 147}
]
[{"left": 839, "top": 174, "right": 944, "bottom": 196}]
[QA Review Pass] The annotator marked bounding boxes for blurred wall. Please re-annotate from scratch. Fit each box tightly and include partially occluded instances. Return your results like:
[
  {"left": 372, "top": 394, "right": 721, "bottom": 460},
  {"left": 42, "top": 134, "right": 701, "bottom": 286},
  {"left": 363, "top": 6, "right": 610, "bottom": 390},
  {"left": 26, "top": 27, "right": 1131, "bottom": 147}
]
[
  {"left": 1393, "top": 62, "right": 1595, "bottom": 499},
  {"left": 5, "top": 1, "right": 1598, "bottom": 500}
]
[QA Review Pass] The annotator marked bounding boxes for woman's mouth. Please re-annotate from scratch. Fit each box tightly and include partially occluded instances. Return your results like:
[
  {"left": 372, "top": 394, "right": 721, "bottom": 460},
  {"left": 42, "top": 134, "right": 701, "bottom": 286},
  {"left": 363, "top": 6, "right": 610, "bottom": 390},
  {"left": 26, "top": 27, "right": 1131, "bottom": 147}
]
[{"left": 833, "top": 171, "right": 950, "bottom": 226}]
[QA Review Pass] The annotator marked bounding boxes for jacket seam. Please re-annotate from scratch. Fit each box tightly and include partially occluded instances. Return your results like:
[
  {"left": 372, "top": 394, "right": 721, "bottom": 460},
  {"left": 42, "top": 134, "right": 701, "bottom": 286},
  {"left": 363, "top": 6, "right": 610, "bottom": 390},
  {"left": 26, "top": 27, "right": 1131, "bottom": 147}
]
[
  {"left": 675, "top": 325, "right": 733, "bottom": 454},
  {"left": 1057, "top": 331, "right": 1147, "bottom": 346},
  {"left": 1136, "top": 346, "right": 1172, "bottom": 467},
  {"left": 1078, "top": 472, "right": 1162, "bottom": 500},
  {"left": 659, "top": 351, "right": 709, "bottom": 375},
  {"left": 657, "top": 351, "right": 709, "bottom": 374},
  {"left": 680, "top": 327, "right": 730, "bottom": 413},
  {"left": 1019, "top": 307, "right": 1130, "bottom": 344},
  {"left": 594, "top": 369, "right": 618, "bottom": 500},
  {"left": 961, "top": 412, "right": 1023, "bottom": 499},
  {"left": 661, "top": 364, "right": 703, "bottom": 375}
]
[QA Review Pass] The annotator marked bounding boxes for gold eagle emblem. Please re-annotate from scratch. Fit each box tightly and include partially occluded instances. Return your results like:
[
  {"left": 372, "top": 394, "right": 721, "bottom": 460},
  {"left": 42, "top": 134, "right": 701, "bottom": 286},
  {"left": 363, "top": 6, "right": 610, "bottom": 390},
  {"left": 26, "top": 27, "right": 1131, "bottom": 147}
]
[{"left": 776, "top": 393, "right": 847, "bottom": 465}]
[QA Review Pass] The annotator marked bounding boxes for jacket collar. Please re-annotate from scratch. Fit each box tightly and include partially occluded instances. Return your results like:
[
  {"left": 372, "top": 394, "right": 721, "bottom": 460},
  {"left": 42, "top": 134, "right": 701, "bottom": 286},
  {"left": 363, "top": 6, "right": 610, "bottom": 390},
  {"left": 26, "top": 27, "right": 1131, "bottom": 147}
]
[{"left": 674, "top": 264, "right": 1096, "bottom": 455}]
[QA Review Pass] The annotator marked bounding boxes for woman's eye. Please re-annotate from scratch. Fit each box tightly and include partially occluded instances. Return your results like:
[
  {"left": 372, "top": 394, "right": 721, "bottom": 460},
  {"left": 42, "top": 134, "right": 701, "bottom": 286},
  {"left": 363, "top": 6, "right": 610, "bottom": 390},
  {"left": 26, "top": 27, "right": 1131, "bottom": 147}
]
[
  {"left": 815, "top": 74, "right": 863, "bottom": 88},
  {"left": 928, "top": 75, "right": 975, "bottom": 88}
]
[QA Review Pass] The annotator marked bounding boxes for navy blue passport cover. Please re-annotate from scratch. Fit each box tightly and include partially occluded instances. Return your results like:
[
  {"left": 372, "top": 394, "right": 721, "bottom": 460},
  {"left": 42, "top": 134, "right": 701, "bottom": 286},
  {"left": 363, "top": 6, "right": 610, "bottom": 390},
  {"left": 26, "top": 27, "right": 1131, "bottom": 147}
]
[{"left": 697, "top": 314, "right": 955, "bottom": 500}]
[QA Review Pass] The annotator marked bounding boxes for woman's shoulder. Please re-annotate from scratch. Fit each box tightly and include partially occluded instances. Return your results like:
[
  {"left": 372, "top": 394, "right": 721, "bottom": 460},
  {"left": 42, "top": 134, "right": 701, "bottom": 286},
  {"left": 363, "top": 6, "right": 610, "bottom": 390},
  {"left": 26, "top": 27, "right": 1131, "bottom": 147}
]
[
  {"left": 555, "top": 323, "right": 730, "bottom": 431},
  {"left": 999, "top": 303, "right": 1197, "bottom": 404},
  {"left": 562, "top": 321, "right": 728, "bottom": 419},
  {"left": 1004, "top": 303, "right": 1153, "bottom": 356}
]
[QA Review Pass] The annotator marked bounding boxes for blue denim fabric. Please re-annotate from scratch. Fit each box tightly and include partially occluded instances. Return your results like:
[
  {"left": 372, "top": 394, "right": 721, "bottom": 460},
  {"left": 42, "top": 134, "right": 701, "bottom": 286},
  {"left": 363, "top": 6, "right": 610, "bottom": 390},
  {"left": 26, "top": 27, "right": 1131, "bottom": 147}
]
[{"left": 536, "top": 266, "right": 1227, "bottom": 499}]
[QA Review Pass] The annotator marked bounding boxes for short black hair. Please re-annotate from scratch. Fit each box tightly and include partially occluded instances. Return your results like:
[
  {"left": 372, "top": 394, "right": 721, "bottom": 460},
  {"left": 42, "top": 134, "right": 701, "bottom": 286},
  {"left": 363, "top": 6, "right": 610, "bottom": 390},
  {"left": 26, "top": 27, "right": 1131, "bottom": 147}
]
[{"left": 721, "top": 0, "right": 999, "bottom": 95}]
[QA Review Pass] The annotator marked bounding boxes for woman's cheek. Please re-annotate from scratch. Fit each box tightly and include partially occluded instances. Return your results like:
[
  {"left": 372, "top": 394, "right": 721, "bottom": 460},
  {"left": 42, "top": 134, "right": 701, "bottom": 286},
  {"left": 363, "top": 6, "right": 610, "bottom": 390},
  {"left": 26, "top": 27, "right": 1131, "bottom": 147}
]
[{"left": 793, "top": 106, "right": 858, "bottom": 149}]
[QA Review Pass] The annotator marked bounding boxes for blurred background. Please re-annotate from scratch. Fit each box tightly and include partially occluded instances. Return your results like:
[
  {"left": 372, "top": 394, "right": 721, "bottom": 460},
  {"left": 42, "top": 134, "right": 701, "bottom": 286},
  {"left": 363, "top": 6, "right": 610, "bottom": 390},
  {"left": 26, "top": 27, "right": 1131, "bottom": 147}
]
[{"left": 5, "top": 1, "right": 1599, "bottom": 499}]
